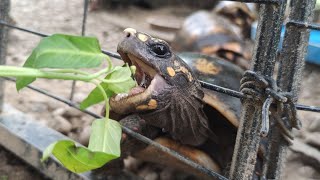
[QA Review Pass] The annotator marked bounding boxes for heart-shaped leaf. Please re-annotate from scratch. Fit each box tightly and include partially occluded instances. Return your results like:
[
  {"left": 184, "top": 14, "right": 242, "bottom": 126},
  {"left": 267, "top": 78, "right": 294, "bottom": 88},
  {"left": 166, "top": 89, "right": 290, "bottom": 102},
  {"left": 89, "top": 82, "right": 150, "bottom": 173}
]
[
  {"left": 42, "top": 119, "right": 122, "bottom": 173},
  {"left": 88, "top": 118, "right": 122, "bottom": 156},
  {"left": 16, "top": 34, "right": 106, "bottom": 90}
]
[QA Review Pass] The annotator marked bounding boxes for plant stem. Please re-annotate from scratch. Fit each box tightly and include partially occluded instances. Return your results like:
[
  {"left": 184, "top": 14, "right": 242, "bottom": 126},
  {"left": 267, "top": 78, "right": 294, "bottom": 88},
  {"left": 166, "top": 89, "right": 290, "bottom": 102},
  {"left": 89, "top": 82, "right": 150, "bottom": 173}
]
[
  {"left": 90, "top": 68, "right": 111, "bottom": 79},
  {"left": 91, "top": 80, "right": 109, "bottom": 118},
  {"left": 0, "top": 66, "right": 92, "bottom": 82},
  {"left": 46, "top": 69, "right": 90, "bottom": 76}
]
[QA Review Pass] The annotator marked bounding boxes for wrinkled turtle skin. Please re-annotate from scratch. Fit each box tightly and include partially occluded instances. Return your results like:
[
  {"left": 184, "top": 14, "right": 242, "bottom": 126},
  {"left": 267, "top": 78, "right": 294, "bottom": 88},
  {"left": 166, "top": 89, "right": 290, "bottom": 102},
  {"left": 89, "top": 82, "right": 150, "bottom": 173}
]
[
  {"left": 172, "top": 2, "right": 256, "bottom": 70},
  {"left": 101, "top": 28, "right": 261, "bottom": 179}
]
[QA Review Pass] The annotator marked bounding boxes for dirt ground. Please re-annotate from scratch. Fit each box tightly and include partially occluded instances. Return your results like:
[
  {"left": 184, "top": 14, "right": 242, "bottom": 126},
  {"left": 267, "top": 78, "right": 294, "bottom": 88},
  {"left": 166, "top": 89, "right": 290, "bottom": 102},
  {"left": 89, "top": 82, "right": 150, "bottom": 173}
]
[{"left": 1, "top": 0, "right": 320, "bottom": 179}]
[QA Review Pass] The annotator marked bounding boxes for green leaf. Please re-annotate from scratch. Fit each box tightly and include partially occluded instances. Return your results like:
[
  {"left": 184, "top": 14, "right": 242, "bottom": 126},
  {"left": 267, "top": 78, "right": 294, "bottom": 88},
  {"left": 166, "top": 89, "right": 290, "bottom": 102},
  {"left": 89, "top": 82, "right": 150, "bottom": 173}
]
[
  {"left": 88, "top": 119, "right": 122, "bottom": 156},
  {"left": 80, "top": 65, "right": 136, "bottom": 109},
  {"left": 42, "top": 140, "right": 118, "bottom": 173},
  {"left": 79, "top": 83, "right": 113, "bottom": 109},
  {"left": 42, "top": 119, "right": 121, "bottom": 173},
  {"left": 16, "top": 34, "right": 106, "bottom": 90},
  {"left": 16, "top": 51, "right": 37, "bottom": 91},
  {"left": 105, "top": 66, "right": 136, "bottom": 94},
  {"left": 33, "top": 34, "right": 106, "bottom": 69}
]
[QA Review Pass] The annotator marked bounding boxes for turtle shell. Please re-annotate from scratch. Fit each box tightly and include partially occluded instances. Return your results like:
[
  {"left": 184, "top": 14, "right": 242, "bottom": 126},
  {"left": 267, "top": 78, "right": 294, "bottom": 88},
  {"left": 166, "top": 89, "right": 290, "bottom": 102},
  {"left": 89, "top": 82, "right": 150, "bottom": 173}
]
[
  {"left": 178, "top": 52, "right": 243, "bottom": 128},
  {"left": 214, "top": 1, "right": 257, "bottom": 38},
  {"left": 172, "top": 10, "right": 253, "bottom": 70},
  {"left": 178, "top": 52, "right": 244, "bottom": 171}
]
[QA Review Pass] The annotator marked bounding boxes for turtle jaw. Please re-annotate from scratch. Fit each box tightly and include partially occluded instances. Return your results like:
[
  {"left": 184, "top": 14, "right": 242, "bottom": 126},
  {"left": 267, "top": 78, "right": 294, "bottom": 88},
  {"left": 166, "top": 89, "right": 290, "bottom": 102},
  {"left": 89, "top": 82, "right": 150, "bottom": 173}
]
[
  {"left": 110, "top": 53, "right": 170, "bottom": 115},
  {"left": 120, "top": 52, "right": 158, "bottom": 88}
]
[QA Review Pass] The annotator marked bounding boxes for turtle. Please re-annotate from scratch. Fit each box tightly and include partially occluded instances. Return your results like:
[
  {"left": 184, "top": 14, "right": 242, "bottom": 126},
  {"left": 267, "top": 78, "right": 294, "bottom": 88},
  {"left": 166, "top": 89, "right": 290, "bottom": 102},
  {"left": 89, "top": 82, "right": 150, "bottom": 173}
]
[
  {"left": 214, "top": 1, "right": 257, "bottom": 39},
  {"left": 102, "top": 28, "right": 261, "bottom": 179},
  {"left": 171, "top": 2, "right": 256, "bottom": 70}
]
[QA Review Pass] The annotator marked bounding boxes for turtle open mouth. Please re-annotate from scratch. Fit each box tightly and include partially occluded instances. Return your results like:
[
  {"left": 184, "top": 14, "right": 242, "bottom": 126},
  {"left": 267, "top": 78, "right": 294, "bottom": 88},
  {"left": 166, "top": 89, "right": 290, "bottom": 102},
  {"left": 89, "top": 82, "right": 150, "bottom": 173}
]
[
  {"left": 125, "top": 53, "right": 157, "bottom": 89},
  {"left": 110, "top": 52, "right": 169, "bottom": 114}
]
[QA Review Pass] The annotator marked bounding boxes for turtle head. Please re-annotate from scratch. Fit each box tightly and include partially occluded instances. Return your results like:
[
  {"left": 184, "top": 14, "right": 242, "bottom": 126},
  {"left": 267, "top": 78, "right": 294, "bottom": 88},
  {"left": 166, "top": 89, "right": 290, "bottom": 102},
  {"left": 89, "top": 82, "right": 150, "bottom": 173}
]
[
  {"left": 110, "top": 28, "right": 210, "bottom": 146},
  {"left": 117, "top": 28, "right": 196, "bottom": 86}
]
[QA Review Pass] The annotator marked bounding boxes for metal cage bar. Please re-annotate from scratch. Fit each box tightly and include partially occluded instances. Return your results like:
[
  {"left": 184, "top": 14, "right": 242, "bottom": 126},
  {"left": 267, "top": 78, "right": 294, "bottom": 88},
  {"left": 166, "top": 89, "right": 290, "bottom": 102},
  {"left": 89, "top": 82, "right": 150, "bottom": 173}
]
[
  {"left": 266, "top": 0, "right": 317, "bottom": 179},
  {"left": 229, "top": 1, "right": 287, "bottom": 179}
]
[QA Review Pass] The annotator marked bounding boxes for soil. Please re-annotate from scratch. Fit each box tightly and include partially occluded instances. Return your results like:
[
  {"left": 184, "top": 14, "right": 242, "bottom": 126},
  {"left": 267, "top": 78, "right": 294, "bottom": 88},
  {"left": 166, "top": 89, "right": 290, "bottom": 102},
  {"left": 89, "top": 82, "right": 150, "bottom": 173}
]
[
  {"left": 1, "top": 0, "right": 320, "bottom": 179},
  {"left": 0, "top": 145, "right": 48, "bottom": 180}
]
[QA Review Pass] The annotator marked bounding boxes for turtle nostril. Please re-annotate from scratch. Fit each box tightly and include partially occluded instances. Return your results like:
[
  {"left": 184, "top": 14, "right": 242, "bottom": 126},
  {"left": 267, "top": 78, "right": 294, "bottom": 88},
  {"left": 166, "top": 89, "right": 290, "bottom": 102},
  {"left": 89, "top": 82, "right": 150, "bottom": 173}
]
[{"left": 123, "top": 28, "right": 137, "bottom": 38}]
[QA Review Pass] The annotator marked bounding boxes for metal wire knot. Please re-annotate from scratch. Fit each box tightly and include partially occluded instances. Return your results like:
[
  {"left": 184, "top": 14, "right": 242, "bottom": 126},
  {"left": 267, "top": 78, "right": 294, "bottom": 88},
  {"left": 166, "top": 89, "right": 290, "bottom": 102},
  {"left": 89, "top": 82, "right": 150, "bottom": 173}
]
[{"left": 240, "top": 71, "right": 301, "bottom": 144}]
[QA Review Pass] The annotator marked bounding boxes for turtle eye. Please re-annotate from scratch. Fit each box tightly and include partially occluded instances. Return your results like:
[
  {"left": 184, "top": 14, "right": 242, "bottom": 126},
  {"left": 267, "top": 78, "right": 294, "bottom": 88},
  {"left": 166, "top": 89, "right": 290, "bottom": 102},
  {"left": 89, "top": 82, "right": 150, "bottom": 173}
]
[{"left": 149, "top": 43, "right": 170, "bottom": 57}]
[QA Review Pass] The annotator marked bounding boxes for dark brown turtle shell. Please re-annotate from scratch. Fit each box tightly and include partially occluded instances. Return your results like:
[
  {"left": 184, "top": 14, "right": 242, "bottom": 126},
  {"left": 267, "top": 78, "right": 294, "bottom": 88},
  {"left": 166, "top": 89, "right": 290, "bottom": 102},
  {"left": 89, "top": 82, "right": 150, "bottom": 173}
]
[
  {"left": 172, "top": 10, "right": 254, "bottom": 70},
  {"left": 177, "top": 52, "right": 245, "bottom": 174},
  {"left": 178, "top": 52, "right": 243, "bottom": 128}
]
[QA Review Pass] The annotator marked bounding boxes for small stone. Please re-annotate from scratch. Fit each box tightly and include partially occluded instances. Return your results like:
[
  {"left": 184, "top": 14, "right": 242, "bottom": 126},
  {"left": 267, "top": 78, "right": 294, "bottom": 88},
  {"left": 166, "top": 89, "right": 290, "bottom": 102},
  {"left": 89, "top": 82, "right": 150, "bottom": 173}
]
[
  {"left": 79, "top": 126, "right": 91, "bottom": 146},
  {"left": 69, "top": 117, "right": 82, "bottom": 128},
  {"left": 51, "top": 116, "right": 72, "bottom": 134},
  {"left": 72, "top": 92, "right": 87, "bottom": 104},
  {"left": 63, "top": 108, "right": 82, "bottom": 118},
  {"left": 30, "top": 102, "right": 48, "bottom": 112},
  {"left": 304, "top": 132, "right": 320, "bottom": 148},
  {"left": 307, "top": 117, "right": 320, "bottom": 132},
  {"left": 52, "top": 108, "right": 66, "bottom": 116},
  {"left": 290, "top": 139, "right": 320, "bottom": 169}
]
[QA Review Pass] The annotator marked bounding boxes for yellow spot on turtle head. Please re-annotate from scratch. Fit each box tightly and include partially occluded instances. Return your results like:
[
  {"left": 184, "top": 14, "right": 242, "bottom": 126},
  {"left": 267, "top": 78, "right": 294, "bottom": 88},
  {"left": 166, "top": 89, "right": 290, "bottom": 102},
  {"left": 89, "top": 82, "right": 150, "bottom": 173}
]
[
  {"left": 148, "top": 99, "right": 157, "bottom": 109},
  {"left": 137, "top": 33, "right": 149, "bottom": 42},
  {"left": 136, "top": 99, "right": 158, "bottom": 111},
  {"left": 167, "top": 67, "right": 176, "bottom": 77},
  {"left": 195, "top": 58, "right": 221, "bottom": 75},
  {"left": 175, "top": 66, "right": 193, "bottom": 82}
]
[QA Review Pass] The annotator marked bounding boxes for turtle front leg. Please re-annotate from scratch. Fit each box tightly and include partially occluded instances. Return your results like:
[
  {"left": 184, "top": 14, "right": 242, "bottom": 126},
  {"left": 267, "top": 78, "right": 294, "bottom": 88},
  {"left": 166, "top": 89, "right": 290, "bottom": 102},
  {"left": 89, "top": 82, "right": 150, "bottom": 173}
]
[
  {"left": 92, "top": 114, "right": 160, "bottom": 177},
  {"left": 119, "top": 114, "right": 160, "bottom": 156}
]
